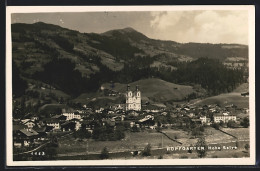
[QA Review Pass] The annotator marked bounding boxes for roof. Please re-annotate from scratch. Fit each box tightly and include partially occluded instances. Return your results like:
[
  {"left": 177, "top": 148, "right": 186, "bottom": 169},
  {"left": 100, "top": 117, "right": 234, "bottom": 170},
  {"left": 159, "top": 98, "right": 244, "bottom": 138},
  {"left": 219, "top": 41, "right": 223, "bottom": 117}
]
[
  {"left": 214, "top": 113, "right": 236, "bottom": 117},
  {"left": 51, "top": 114, "right": 64, "bottom": 119},
  {"left": 191, "top": 119, "right": 202, "bottom": 122},
  {"left": 13, "top": 124, "right": 27, "bottom": 131},
  {"left": 20, "top": 129, "right": 39, "bottom": 137},
  {"left": 33, "top": 126, "right": 46, "bottom": 133}
]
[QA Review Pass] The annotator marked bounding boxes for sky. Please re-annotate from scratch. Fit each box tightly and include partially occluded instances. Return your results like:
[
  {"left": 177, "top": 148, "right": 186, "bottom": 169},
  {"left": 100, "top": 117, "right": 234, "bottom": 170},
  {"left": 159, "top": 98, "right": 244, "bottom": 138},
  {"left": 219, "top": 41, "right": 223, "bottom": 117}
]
[{"left": 11, "top": 10, "right": 249, "bottom": 45}]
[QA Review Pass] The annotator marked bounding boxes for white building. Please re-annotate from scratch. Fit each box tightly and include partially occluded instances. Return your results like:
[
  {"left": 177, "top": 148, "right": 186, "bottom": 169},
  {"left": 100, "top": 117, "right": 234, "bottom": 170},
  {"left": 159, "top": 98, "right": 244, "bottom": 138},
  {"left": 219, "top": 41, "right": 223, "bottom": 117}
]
[
  {"left": 62, "top": 112, "right": 81, "bottom": 120},
  {"left": 199, "top": 116, "right": 211, "bottom": 125},
  {"left": 46, "top": 120, "right": 60, "bottom": 130},
  {"left": 126, "top": 85, "right": 141, "bottom": 111},
  {"left": 213, "top": 113, "right": 236, "bottom": 123},
  {"left": 24, "top": 121, "right": 35, "bottom": 129}
]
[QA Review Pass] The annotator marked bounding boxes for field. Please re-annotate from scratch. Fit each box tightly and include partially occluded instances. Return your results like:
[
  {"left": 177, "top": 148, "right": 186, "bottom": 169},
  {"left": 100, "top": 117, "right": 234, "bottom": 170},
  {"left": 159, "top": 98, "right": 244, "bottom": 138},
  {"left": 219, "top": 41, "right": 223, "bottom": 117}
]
[
  {"left": 56, "top": 130, "right": 181, "bottom": 157},
  {"left": 193, "top": 92, "right": 248, "bottom": 108},
  {"left": 54, "top": 128, "right": 250, "bottom": 160},
  {"left": 221, "top": 128, "right": 249, "bottom": 140},
  {"left": 55, "top": 127, "right": 249, "bottom": 159}
]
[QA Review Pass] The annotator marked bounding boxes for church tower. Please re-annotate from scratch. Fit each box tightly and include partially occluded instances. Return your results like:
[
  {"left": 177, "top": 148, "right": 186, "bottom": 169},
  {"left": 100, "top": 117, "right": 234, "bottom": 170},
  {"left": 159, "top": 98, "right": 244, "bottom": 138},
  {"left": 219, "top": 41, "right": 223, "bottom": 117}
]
[{"left": 126, "top": 85, "right": 141, "bottom": 111}]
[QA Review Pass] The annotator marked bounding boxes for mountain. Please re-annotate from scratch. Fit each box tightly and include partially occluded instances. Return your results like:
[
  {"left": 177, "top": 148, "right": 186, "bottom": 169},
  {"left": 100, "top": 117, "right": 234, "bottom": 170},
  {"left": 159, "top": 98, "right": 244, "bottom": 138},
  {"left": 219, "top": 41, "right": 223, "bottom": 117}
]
[
  {"left": 12, "top": 22, "right": 248, "bottom": 78},
  {"left": 11, "top": 22, "right": 247, "bottom": 99}
]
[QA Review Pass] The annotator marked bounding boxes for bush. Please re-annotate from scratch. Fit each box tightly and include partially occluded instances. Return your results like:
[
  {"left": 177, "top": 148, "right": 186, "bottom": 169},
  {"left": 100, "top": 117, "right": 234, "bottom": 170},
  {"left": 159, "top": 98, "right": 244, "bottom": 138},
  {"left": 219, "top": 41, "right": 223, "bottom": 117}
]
[
  {"left": 245, "top": 144, "right": 250, "bottom": 151},
  {"left": 142, "top": 143, "right": 151, "bottom": 156},
  {"left": 240, "top": 117, "right": 249, "bottom": 128},
  {"left": 227, "top": 120, "right": 237, "bottom": 128},
  {"left": 196, "top": 137, "right": 207, "bottom": 158},
  {"left": 180, "top": 155, "right": 188, "bottom": 159},
  {"left": 212, "top": 123, "right": 220, "bottom": 130},
  {"left": 100, "top": 147, "right": 109, "bottom": 159}
]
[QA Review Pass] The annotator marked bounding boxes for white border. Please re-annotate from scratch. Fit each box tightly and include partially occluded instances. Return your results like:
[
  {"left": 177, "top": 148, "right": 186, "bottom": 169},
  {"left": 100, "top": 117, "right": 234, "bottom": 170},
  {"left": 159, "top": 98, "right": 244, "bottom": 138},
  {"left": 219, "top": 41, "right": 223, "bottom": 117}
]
[{"left": 6, "top": 5, "right": 255, "bottom": 166}]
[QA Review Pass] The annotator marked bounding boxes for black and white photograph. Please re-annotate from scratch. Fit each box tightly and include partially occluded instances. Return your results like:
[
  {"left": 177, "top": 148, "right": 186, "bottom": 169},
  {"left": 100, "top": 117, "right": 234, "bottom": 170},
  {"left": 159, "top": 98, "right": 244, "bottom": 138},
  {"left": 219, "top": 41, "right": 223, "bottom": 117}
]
[{"left": 6, "top": 6, "right": 255, "bottom": 166}]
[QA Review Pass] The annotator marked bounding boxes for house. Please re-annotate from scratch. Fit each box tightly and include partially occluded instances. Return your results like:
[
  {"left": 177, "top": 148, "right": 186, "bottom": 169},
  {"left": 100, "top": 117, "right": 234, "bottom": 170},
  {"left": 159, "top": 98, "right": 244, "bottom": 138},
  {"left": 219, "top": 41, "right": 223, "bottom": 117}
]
[
  {"left": 45, "top": 119, "right": 61, "bottom": 130},
  {"left": 213, "top": 113, "right": 236, "bottom": 123},
  {"left": 199, "top": 116, "right": 211, "bottom": 125},
  {"left": 102, "top": 118, "right": 116, "bottom": 127},
  {"left": 24, "top": 120, "right": 36, "bottom": 129},
  {"left": 138, "top": 115, "right": 155, "bottom": 127},
  {"left": 95, "top": 108, "right": 104, "bottom": 113},
  {"left": 13, "top": 123, "right": 27, "bottom": 147},
  {"left": 30, "top": 116, "right": 39, "bottom": 122},
  {"left": 61, "top": 122, "right": 76, "bottom": 132},
  {"left": 13, "top": 128, "right": 39, "bottom": 147},
  {"left": 188, "top": 113, "right": 195, "bottom": 118},
  {"left": 113, "top": 104, "right": 125, "bottom": 110},
  {"left": 191, "top": 119, "right": 202, "bottom": 125},
  {"left": 241, "top": 92, "right": 249, "bottom": 97},
  {"left": 52, "top": 114, "right": 67, "bottom": 120},
  {"left": 33, "top": 126, "right": 48, "bottom": 137},
  {"left": 62, "top": 112, "right": 81, "bottom": 121}
]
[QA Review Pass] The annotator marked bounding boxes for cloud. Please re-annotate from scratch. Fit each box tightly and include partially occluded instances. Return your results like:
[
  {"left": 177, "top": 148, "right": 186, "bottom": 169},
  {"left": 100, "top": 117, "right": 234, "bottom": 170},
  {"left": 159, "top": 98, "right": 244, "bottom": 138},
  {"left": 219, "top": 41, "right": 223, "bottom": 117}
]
[
  {"left": 150, "top": 11, "right": 184, "bottom": 30},
  {"left": 149, "top": 11, "right": 248, "bottom": 44}
]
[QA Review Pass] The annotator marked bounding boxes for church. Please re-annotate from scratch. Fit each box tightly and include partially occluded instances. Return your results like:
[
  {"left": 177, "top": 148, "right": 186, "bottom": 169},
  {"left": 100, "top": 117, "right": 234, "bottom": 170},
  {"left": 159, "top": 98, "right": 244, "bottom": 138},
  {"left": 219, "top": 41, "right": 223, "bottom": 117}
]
[{"left": 125, "top": 85, "right": 141, "bottom": 111}]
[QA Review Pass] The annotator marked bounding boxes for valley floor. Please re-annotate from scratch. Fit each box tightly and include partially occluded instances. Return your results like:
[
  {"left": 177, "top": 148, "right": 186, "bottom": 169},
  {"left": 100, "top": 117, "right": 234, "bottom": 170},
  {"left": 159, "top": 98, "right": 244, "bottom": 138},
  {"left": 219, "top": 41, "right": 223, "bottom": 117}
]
[{"left": 54, "top": 127, "right": 249, "bottom": 160}]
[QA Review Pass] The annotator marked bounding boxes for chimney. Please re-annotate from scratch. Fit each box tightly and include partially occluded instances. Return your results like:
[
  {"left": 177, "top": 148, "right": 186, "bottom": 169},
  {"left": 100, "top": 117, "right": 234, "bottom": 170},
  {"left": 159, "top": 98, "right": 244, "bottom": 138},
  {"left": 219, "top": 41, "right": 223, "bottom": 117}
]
[{"left": 127, "top": 84, "right": 130, "bottom": 91}]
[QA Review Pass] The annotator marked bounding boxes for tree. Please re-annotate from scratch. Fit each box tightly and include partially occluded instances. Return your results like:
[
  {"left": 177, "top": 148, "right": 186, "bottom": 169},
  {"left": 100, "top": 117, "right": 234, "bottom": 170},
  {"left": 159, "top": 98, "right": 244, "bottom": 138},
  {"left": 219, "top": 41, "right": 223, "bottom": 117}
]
[
  {"left": 142, "top": 143, "right": 151, "bottom": 156},
  {"left": 227, "top": 120, "right": 236, "bottom": 128},
  {"left": 192, "top": 127, "right": 203, "bottom": 137},
  {"left": 212, "top": 123, "right": 220, "bottom": 130},
  {"left": 244, "top": 144, "right": 250, "bottom": 151},
  {"left": 241, "top": 117, "right": 249, "bottom": 128},
  {"left": 12, "top": 61, "right": 28, "bottom": 98},
  {"left": 100, "top": 147, "right": 109, "bottom": 159},
  {"left": 131, "top": 125, "right": 140, "bottom": 132},
  {"left": 196, "top": 137, "right": 207, "bottom": 158},
  {"left": 219, "top": 120, "right": 224, "bottom": 127}
]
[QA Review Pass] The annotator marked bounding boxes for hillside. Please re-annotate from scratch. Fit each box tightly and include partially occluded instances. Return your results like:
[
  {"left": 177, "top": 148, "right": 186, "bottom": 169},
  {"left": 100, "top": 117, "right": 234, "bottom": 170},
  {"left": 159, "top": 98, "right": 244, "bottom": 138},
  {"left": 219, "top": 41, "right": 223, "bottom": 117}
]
[
  {"left": 11, "top": 22, "right": 248, "bottom": 102},
  {"left": 12, "top": 22, "right": 248, "bottom": 79},
  {"left": 191, "top": 83, "right": 249, "bottom": 108},
  {"left": 101, "top": 78, "right": 201, "bottom": 102}
]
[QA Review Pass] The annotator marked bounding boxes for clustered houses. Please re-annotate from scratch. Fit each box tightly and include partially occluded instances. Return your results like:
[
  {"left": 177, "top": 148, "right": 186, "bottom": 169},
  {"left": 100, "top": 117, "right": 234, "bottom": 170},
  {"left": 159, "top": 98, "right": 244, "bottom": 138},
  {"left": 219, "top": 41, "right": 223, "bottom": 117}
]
[{"left": 13, "top": 85, "right": 247, "bottom": 151}]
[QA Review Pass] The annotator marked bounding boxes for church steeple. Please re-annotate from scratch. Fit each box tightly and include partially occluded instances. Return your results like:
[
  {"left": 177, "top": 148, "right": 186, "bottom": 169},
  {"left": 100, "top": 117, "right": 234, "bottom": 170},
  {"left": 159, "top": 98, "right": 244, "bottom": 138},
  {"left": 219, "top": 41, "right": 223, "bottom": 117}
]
[
  {"left": 125, "top": 84, "right": 141, "bottom": 111},
  {"left": 136, "top": 85, "right": 139, "bottom": 91}
]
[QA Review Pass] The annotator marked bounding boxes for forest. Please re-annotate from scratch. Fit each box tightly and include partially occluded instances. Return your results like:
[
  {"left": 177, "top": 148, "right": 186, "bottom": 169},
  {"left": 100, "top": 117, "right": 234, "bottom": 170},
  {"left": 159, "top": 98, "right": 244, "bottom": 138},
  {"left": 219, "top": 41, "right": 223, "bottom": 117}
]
[{"left": 13, "top": 55, "right": 246, "bottom": 98}]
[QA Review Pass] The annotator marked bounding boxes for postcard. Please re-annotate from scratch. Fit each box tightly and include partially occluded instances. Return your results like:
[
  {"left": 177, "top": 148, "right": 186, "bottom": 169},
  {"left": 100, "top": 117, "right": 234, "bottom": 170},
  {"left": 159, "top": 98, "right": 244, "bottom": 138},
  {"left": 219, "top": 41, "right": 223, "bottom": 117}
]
[{"left": 6, "top": 5, "right": 255, "bottom": 166}]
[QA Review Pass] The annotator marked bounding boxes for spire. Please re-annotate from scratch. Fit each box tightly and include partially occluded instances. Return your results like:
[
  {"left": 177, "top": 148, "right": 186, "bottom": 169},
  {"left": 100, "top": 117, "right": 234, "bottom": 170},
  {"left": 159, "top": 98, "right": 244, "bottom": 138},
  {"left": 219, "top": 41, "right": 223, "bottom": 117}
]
[
  {"left": 136, "top": 85, "right": 139, "bottom": 91},
  {"left": 127, "top": 84, "right": 130, "bottom": 91}
]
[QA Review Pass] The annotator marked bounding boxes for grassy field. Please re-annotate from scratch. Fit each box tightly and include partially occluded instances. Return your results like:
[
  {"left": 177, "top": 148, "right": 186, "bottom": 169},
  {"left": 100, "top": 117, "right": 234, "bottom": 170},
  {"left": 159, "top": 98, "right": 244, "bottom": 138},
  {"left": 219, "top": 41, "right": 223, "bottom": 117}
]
[
  {"left": 221, "top": 128, "right": 249, "bottom": 140},
  {"left": 56, "top": 127, "right": 249, "bottom": 159},
  {"left": 102, "top": 78, "right": 196, "bottom": 102},
  {"left": 194, "top": 92, "right": 248, "bottom": 108},
  {"left": 193, "top": 83, "right": 249, "bottom": 108},
  {"left": 56, "top": 130, "right": 181, "bottom": 156}
]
